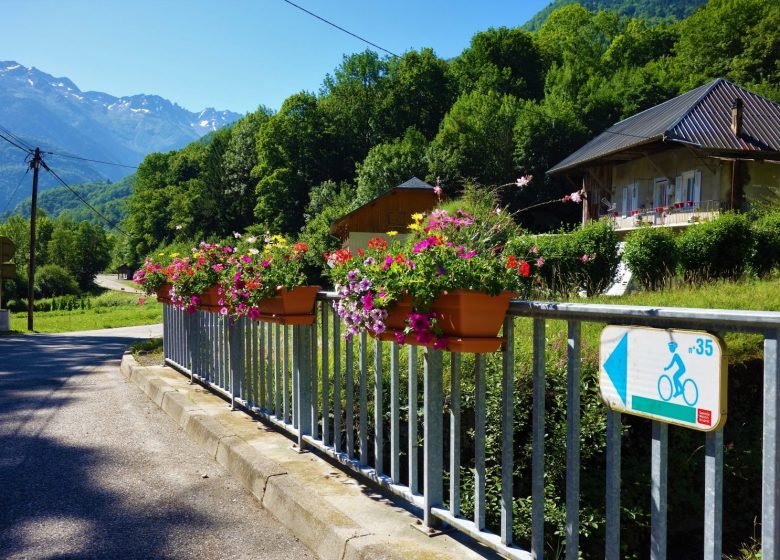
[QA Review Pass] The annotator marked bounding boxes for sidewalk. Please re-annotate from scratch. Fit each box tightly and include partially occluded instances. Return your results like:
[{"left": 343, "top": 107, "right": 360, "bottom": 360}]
[{"left": 120, "top": 354, "right": 496, "bottom": 560}]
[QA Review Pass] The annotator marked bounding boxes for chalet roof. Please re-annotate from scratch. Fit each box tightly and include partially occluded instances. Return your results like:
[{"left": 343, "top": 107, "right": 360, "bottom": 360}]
[
  {"left": 548, "top": 79, "right": 780, "bottom": 174},
  {"left": 330, "top": 177, "right": 434, "bottom": 234}
]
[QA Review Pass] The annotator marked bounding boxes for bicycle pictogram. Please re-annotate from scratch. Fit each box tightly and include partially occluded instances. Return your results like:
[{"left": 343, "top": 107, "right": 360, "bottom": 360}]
[{"left": 657, "top": 340, "right": 699, "bottom": 406}]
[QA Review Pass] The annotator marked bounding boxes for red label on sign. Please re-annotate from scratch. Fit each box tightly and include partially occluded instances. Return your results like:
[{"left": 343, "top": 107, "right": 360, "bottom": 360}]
[{"left": 697, "top": 409, "right": 712, "bottom": 426}]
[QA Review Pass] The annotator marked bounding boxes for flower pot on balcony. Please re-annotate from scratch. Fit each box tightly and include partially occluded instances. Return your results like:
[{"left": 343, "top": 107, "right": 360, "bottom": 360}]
[
  {"left": 383, "top": 294, "right": 413, "bottom": 331},
  {"left": 430, "top": 290, "right": 515, "bottom": 339},
  {"left": 197, "top": 285, "right": 221, "bottom": 311},
  {"left": 155, "top": 283, "right": 172, "bottom": 304},
  {"left": 252, "top": 286, "right": 321, "bottom": 324}
]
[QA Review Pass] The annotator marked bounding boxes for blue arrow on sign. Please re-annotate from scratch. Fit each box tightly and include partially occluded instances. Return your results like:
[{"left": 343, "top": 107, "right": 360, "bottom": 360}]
[{"left": 603, "top": 332, "right": 628, "bottom": 405}]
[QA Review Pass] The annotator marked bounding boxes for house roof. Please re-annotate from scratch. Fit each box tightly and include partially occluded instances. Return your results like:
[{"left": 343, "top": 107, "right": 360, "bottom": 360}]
[
  {"left": 548, "top": 79, "right": 780, "bottom": 174},
  {"left": 329, "top": 177, "right": 434, "bottom": 234}
]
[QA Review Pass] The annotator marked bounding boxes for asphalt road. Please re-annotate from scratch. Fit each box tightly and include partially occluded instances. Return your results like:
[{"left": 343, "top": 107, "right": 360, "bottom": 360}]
[
  {"left": 95, "top": 273, "right": 143, "bottom": 294},
  {"left": 0, "top": 325, "right": 314, "bottom": 560}
]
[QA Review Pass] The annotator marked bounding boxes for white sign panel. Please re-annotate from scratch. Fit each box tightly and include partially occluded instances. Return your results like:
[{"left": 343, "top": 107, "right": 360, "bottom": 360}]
[{"left": 599, "top": 326, "right": 727, "bottom": 431}]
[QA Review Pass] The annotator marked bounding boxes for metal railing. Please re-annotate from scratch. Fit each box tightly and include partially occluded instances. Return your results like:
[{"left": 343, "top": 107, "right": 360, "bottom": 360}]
[
  {"left": 162, "top": 296, "right": 780, "bottom": 559},
  {"left": 606, "top": 199, "right": 722, "bottom": 230}
]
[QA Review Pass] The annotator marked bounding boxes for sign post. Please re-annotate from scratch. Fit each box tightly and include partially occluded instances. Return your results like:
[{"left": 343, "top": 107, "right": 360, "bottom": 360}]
[
  {"left": 0, "top": 236, "right": 15, "bottom": 332},
  {"left": 599, "top": 325, "right": 727, "bottom": 431}
]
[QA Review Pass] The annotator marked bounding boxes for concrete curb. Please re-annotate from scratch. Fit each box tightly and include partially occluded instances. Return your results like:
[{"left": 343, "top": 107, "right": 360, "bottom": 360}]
[{"left": 120, "top": 352, "right": 490, "bottom": 560}]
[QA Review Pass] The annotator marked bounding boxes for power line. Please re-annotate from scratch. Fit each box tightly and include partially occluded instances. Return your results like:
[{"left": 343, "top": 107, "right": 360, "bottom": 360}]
[
  {"left": 40, "top": 160, "right": 128, "bottom": 237},
  {"left": 279, "top": 0, "right": 400, "bottom": 59},
  {"left": 0, "top": 130, "right": 34, "bottom": 154},
  {"left": 1, "top": 165, "right": 31, "bottom": 214},
  {"left": 45, "top": 151, "right": 138, "bottom": 170},
  {"left": 0, "top": 124, "right": 33, "bottom": 152}
]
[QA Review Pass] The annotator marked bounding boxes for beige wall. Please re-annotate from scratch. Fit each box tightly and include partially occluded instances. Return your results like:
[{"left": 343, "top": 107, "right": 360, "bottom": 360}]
[
  {"left": 610, "top": 148, "right": 725, "bottom": 215},
  {"left": 346, "top": 232, "right": 410, "bottom": 251},
  {"left": 744, "top": 160, "right": 780, "bottom": 209}
]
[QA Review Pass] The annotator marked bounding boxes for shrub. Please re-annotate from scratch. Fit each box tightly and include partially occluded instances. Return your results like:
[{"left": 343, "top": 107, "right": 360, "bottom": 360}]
[
  {"left": 623, "top": 227, "right": 678, "bottom": 290},
  {"left": 506, "top": 220, "right": 620, "bottom": 297},
  {"left": 747, "top": 211, "right": 780, "bottom": 276},
  {"left": 34, "top": 264, "right": 80, "bottom": 298},
  {"left": 677, "top": 213, "right": 752, "bottom": 282}
]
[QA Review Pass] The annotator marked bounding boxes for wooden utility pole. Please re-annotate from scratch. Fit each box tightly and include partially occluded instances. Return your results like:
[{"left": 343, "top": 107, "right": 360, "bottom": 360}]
[{"left": 27, "top": 147, "right": 41, "bottom": 332}]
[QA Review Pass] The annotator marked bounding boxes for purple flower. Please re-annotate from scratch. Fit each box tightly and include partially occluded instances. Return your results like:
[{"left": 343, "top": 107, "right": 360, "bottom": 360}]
[
  {"left": 248, "top": 307, "right": 261, "bottom": 320},
  {"left": 241, "top": 255, "right": 252, "bottom": 263},
  {"left": 358, "top": 278, "right": 371, "bottom": 291},
  {"left": 394, "top": 331, "right": 406, "bottom": 345},
  {"left": 433, "top": 337, "right": 449, "bottom": 350},
  {"left": 219, "top": 307, "right": 229, "bottom": 315},
  {"left": 361, "top": 292, "right": 374, "bottom": 311},
  {"left": 437, "top": 265, "right": 446, "bottom": 276},
  {"left": 347, "top": 270, "right": 359, "bottom": 282}
]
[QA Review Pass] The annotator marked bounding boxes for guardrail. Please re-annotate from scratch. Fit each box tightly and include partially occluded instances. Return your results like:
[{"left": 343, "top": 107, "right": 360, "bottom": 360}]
[
  {"left": 607, "top": 199, "right": 722, "bottom": 231},
  {"left": 162, "top": 295, "right": 780, "bottom": 559}
]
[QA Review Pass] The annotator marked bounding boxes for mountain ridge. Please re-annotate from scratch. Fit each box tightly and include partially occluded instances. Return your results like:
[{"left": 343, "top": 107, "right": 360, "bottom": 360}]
[{"left": 0, "top": 61, "right": 241, "bottom": 209}]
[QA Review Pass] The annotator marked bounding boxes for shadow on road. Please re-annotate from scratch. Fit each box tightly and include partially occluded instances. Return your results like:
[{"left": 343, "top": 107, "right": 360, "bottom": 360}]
[{"left": 0, "top": 331, "right": 219, "bottom": 559}]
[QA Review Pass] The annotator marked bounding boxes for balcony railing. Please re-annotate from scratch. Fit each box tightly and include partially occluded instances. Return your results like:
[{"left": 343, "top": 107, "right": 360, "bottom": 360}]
[
  {"left": 162, "top": 295, "right": 780, "bottom": 559},
  {"left": 605, "top": 199, "right": 722, "bottom": 230}
]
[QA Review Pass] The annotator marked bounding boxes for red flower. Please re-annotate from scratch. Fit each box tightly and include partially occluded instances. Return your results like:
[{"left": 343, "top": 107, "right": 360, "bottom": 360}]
[
  {"left": 293, "top": 242, "right": 308, "bottom": 253},
  {"left": 367, "top": 237, "right": 388, "bottom": 251},
  {"left": 518, "top": 260, "right": 531, "bottom": 277},
  {"left": 506, "top": 255, "right": 518, "bottom": 269}
]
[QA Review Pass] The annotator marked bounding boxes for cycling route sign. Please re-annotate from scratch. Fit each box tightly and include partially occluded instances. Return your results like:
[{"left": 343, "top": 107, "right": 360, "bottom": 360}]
[{"left": 599, "top": 325, "right": 727, "bottom": 431}]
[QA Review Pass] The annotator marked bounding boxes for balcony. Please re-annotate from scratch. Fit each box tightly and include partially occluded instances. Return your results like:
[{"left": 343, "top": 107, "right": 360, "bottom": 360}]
[{"left": 604, "top": 199, "right": 722, "bottom": 233}]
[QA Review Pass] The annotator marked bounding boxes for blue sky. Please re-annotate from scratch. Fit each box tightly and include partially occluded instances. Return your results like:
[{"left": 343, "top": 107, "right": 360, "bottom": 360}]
[{"left": 3, "top": 0, "right": 551, "bottom": 114}]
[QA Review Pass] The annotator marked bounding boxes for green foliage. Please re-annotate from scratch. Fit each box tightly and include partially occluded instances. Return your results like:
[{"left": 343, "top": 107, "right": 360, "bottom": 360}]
[
  {"left": 428, "top": 90, "right": 520, "bottom": 190},
  {"left": 623, "top": 226, "right": 678, "bottom": 290},
  {"left": 522, "top": 0, "right": 707, "bottom": 31},
  {"left": 34, "top": 264, "right": 80, "bottom": 298},
  {"left": 676, "top": 212, "right": 753, "bottom": 282},
  {"left": 355, "top": 128, "right": 429, "bottom": 204},
  {"left": 48, "top": 217, "right": 112, "bottom": 290},
  {"left": 506, "top": 220, "right": 619, "bottom": 297},
  {"left": 450, "top": 27, "right": 544, "bottom": 100}
]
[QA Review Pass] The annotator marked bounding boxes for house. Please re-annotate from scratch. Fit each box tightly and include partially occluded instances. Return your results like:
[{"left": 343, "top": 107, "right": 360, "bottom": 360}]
[
  {"left": 330, "top": 177, "right": 439, "bottom": 249},
  {"left": 548, "top": 79, "right": 780, "bottom": 233}
]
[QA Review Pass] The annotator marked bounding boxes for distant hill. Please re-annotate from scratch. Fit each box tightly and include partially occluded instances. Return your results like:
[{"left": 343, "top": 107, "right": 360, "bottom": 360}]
[
  {"left": 4, "top": 175, "right": 135, "bottom": 227},
  {"left": 0, "top": 61, "right": 241, "bottom": 210},
  {"left": 523, "top": 0, "right": 707, "bottom": 30}
]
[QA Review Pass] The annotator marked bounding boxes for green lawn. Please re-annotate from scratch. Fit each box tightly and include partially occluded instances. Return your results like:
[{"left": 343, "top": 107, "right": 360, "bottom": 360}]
[{"left": 10, "top": 291, "right": 162, "bottom": 333}]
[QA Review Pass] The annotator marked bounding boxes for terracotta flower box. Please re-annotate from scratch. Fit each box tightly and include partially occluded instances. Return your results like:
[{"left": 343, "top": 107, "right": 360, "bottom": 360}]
[{"left": 155, "top": 283, "right": 172, "bottom": 304}]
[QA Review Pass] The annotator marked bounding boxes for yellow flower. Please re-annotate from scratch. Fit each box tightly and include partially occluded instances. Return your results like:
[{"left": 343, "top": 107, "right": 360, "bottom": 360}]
[
  {"left": 169, "top": 252, "right": 180, "bottom": 257},
  {"left": 411, "top": 213, "right": 424, "bottom": 222},
  {"left": 408, "top": 223, "right": 421, "bottom": 231},
  {"left": 158, "top": 252, "right": 165, "bottom": 256},
  {"left": 387, "top": 231, "right": 398, "bottom": 237}
]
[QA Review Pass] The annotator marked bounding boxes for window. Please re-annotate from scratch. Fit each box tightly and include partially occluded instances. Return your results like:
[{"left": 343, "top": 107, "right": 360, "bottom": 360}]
[
  {"left": 622, "top": 183, "right": 639, "bottom": 216},
  {"left": 681, "top": 170, "right": 701, "bottom": 207},
  {"left": 653, "top": 178, "right": 669, "bottom": 209}
]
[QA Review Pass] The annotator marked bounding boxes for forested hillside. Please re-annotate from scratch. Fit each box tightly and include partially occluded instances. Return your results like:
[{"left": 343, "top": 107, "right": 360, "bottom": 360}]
[
  {"left": 522, "top": 0, "right": 707, "bottom": 30},
  {"left": 121, "top": 0, "right": 780, "bottom": 269},
  {"left": 4, "top": 175, "right": 134, "bottom": 226}
]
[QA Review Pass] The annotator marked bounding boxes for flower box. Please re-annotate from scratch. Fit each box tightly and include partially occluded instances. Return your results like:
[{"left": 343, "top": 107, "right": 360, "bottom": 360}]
[
  {"left": 197, "top": 285, "right": 221, "bottom": 311},
  {"left": 251, "top": 286, "right": 320, "bottom": 325},
  {"left": 155, "top": 283, "right": 172, "bottom": 304},
  {"left": 379, "top": 290, "right": 515, "bottom": 353}
]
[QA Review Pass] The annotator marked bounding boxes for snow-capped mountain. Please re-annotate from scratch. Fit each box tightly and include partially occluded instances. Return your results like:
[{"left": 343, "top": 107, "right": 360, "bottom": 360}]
[{"left": 0, "top": 61, "right": 241, "bottom": 208}]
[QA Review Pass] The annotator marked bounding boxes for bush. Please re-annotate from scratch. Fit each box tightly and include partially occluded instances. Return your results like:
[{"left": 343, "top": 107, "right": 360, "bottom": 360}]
[
  {"left": 34, "top": 264, "right": 80, "bottom": 298},
  {"left": 623, "top": 227, "right": 678, "bottom": 290},
  {"left": 747, "top": 211, "right": 780, "bottom": 277},
  {"left": 677, "top": 213, "right": 752, "bottom": 282},
  {"left": 506, "top": 220, "right": 620, "bottom": 297}
]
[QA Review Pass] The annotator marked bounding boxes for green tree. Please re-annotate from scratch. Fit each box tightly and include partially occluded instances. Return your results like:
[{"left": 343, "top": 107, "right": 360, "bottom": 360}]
[
  {"left": 48, "top": 218, "right": 111, "bottom": 290},
  {"left": 355, "top": 128, "right": 429, "bottom": 204},
  {"left": 428, "top": 90, "right": 520, "bottom": 191},
  {"left": 379, "top": 49, "right": 454, "bottom": 140},
  {"left": 450, "top": 27, "right": 544, "bottom": 100}
]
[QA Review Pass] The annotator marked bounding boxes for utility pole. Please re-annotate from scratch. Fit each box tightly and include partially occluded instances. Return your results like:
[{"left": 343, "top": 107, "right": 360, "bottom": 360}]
[{"left": 27, "top": 147, "right": 41, "bottom": 332}]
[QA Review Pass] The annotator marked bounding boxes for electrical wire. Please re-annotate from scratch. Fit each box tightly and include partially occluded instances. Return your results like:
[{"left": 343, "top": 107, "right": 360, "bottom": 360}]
[
  {"left": 279, "top": 0, "right": 400, "bottom": 59},
  {"left": 0, "top": 124, "right": 34, "bottom": 152},
  {"left": 44, "top": 151, "right": 138, "bottom": 170},
  {"left": 40, "top": 160, "right": 128, "bottom": 237},
  {"left": 0, "top": 131, "right": 33, "bottom": 154},
  {"left": 1, "top": 165, "right": 31, "bottom": 214}
]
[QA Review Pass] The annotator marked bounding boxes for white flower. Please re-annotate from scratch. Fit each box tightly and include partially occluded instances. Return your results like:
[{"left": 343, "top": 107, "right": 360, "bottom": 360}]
[
  {"left": 570, "top": 191, "right": 582, "bottom": 203},
  {"left": 247, "top": 236, "right": 257, "bottom": 244},
  {"left": 249, "top": 248, "right": 259, "bottom": 255},
  {"left": 233, "top": 231, "right": 242, "bottom": 239},
  {"left": 175, "top": 224, "right": 183, "bottom": 230},
  {"left": 516, "top": 175, "right": 533, "bottom": 188}
]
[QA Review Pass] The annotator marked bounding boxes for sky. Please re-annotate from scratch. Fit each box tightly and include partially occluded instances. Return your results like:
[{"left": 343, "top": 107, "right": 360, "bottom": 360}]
[{"left": 3, "top": 0, "right": 551, "bottom": 115}]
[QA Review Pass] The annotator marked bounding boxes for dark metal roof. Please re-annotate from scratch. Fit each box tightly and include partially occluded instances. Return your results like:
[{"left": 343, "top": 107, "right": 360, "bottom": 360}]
[
  {"left": 548, "top": 79, "right": 780, "bottom": 174},
  {"left": 395, "top": 176, "right": 434, "bottom": 190}
]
